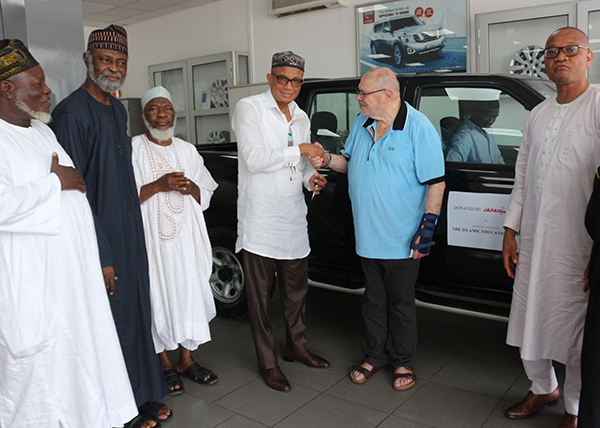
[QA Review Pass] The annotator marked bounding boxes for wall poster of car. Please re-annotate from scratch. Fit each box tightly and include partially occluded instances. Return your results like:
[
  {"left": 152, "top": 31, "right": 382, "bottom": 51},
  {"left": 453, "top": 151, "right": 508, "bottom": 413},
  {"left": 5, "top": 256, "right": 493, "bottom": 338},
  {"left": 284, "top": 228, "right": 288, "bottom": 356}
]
[{"left": 356, "top": 0, "right": 467, "bottom": 76}]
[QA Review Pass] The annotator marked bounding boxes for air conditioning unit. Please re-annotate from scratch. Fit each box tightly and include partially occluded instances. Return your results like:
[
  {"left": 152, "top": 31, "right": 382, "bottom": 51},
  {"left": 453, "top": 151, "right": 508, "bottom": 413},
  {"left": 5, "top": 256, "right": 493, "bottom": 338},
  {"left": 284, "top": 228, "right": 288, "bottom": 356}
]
[{"left": 270, "top": 0, "right": 348, "bottom": 18}]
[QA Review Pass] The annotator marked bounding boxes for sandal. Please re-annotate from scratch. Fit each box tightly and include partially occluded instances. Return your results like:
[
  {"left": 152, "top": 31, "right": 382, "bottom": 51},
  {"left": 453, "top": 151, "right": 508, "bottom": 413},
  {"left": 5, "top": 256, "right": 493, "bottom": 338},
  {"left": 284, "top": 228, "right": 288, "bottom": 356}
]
[
  {"left": 177, "top": 362, "right": 218, "bottom": 385},
  {"left": 125, "top": 413, "right": 161, "bottom": 428},
  {"left": 393, "top": 366, "right": 416, "bottom": 391},
  {"left": 163, "top": 369, "right": 184, "bottom": 396},
  {"left": 139, "top": 401, "right": 173, "bottom": 422},
  {"left": 350, "top": 364, "right": 383, "bottom": 384}
]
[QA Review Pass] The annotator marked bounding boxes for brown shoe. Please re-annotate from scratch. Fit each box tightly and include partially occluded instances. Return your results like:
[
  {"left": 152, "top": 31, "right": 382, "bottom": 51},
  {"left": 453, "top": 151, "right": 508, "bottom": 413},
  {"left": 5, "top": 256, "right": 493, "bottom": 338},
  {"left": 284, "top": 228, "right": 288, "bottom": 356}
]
[
  {"left": 558, "top": 412, "right": 577, "bottom": 428},
  {"left": 259, "top": 367, "right": 291, "bottom": 392},
  {"left": 504, "top": 387, "right": 562, "bottom": 419},
  {"left": 283, "top": 349, "right": 330, "bottom": 368}
]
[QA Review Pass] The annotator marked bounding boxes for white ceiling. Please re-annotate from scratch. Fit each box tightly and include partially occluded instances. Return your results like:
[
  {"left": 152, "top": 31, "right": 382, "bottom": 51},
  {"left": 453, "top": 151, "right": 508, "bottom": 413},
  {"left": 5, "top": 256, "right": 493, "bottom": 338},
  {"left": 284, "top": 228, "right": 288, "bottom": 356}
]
[{"left": 82, "top": 0, "right": 220, "bottom": 27}]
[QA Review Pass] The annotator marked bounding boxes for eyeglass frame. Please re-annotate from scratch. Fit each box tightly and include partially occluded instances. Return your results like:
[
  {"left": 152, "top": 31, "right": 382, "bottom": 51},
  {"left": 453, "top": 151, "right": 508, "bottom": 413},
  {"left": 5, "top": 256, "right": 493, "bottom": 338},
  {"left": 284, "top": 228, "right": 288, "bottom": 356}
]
[
  {"left": 270, "top": 72, "right": 304, "bottom": 88},
  {"left": 543, "top": 45, "right": 590, "bottom": 59},
  {"left": 356, "top": 88, "right": 386, "bottom": 98}
]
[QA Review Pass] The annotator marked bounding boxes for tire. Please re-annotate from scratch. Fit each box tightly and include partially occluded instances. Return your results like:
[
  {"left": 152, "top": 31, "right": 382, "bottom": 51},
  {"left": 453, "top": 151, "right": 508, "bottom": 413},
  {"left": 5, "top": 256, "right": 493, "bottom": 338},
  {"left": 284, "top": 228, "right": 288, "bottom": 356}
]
[
  {"left": 371, "top": 43, "right": 377, "bottom": 56},
  {"left": 393, "top": 44, "right": 403, "bottom": 67},
  {"left": 208, "top": 227, "right": 247, "bottom": 317}
]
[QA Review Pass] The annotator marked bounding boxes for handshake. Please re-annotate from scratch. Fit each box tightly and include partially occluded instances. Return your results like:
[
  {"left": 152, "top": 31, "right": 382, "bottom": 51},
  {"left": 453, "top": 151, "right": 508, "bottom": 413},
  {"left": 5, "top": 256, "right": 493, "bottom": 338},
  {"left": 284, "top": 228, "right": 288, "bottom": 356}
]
[{"left": 299, "top": 142, "right": 329, "bottom": 169}]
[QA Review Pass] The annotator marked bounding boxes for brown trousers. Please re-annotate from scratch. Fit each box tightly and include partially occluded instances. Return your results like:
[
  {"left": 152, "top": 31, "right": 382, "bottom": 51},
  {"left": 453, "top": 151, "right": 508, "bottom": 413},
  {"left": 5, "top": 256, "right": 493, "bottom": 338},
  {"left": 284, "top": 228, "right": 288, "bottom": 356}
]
[{"left": 243, "top": 251, "right": 309, "bottom": 370}]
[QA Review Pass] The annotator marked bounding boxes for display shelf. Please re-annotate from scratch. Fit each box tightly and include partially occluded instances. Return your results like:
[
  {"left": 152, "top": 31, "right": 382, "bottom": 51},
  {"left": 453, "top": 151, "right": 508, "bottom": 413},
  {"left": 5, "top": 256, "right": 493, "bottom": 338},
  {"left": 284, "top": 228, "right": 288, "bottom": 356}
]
[{"left": 149, "top": 52, "right": 249, "bottom": 145}]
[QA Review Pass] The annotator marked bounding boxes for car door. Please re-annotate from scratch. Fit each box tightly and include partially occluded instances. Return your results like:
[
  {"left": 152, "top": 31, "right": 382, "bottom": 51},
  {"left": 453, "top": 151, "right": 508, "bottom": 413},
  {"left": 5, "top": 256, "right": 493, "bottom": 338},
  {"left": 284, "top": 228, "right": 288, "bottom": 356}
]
[
  {"left": 301, "top": 84, "right": 365, "bottom": 289},
  {"left": 403, "top": 76, "right": 548, "bottom": 314}
]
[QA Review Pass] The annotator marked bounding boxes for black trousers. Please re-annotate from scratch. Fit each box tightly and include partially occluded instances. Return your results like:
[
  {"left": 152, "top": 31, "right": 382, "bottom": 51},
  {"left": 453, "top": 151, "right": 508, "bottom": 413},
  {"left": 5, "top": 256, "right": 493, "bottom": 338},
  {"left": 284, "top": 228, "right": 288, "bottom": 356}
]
[
  {"left": 243, "top": 251, "right": 309, "bottom": 370},
  {"left": 360, "top": 257, "right": 420, "bottom": 369}
]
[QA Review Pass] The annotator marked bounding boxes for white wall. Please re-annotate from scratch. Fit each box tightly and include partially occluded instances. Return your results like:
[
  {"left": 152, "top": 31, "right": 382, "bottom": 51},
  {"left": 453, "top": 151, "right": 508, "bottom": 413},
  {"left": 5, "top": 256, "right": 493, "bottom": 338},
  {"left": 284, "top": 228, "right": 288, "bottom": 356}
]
[{"left": 85, "top": 0, "right": 568, "bottom": 99}]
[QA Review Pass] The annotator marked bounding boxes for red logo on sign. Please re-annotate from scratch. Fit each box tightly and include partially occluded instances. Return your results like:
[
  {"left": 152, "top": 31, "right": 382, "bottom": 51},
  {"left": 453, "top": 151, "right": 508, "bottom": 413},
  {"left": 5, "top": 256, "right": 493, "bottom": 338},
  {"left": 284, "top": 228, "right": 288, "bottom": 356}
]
[
  {"left": 414, "top": 7, "right": 424, "bottom": 17},
  {"left": 425, "top": 7, "right": 434, "bottom": 17},
  {"left": 363, "top": 11, "right": 375, "bottom": 24}
]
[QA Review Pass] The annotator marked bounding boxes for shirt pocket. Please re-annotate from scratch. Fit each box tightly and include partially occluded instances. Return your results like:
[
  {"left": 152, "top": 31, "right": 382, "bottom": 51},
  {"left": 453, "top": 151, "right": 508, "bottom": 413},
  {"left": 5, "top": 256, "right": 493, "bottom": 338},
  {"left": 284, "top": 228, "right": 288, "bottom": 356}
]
[{"left": 556, "top": 131, "right": 598, "bottom": 174}]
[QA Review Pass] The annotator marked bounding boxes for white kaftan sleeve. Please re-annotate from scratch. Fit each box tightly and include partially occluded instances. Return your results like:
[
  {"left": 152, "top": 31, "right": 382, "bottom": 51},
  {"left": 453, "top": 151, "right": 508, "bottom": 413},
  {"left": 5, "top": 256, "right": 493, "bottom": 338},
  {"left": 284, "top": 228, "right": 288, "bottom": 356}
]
[
  {"left": 185, "top": 141, "right": 218, "bottom": 211},
  {"left": 504, "top": 116, "right": 532, "bottom": 233},
  {"left": 0, "top": 144, "right": 61, "bottom": 234}
]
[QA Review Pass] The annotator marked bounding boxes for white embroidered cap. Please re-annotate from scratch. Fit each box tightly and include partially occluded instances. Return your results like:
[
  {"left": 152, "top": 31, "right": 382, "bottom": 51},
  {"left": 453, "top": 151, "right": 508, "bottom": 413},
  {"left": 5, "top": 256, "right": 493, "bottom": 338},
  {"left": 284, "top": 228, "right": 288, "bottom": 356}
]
[{"left": 141, "top": 85, "right": 172, "bottom": 109}]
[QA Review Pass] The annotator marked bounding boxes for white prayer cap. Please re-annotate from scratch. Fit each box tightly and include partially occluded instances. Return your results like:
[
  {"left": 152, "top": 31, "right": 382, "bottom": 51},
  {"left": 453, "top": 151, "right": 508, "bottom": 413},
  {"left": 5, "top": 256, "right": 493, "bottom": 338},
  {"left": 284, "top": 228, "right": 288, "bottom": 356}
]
[{"left": 141, "top": 85, "right": 172, "bottom": 109}]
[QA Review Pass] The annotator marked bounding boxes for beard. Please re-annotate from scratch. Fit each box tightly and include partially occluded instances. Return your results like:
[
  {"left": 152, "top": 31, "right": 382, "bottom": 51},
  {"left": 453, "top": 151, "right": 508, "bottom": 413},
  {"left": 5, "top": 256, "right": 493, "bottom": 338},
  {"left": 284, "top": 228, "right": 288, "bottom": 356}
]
[
  {"left": 86, "top": 55, "right": 125, "bottom": 93},
  {"left": 15, "top": 97, "right": 51, "bottom": 124},
  {"left": 143, "top": 116, "right": 176, "bottom": 143}
]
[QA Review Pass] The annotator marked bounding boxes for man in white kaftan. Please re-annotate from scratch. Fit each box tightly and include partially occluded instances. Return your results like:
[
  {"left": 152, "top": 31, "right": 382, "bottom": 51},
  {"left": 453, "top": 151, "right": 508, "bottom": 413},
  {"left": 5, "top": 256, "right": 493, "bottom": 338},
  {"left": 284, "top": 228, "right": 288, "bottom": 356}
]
[
  {"left": 502, "top": 28, "right": 599, "bottom": 428},
  {"left": 0, "top": 39, "right": 137, "bottom": 428},
  {"left": 132, "top": 86, "right": 219, "bottom": 394}
]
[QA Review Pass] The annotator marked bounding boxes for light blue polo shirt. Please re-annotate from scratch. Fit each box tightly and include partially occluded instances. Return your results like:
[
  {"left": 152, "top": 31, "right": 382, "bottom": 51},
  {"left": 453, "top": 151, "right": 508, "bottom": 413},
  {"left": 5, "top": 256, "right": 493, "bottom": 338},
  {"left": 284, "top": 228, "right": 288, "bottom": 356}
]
[{"left": 342, "top": 101, "right": 445, "bottom": 259}]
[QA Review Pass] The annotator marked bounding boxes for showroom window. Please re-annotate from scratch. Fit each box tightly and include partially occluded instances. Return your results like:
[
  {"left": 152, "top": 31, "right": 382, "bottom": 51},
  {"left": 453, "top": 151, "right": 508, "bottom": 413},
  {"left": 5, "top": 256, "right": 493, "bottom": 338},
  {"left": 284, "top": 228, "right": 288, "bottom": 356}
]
[
  {"left": 307, "top": 91, "right": 361, "bottom": 154},
  {"left": 418, "top": 86, "right": 529, "bottom": 166}
]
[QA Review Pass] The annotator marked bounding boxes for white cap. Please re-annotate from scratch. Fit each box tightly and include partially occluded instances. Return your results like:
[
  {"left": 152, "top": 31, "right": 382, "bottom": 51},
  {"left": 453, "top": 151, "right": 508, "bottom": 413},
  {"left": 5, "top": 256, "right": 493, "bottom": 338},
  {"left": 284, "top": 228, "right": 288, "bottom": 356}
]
[{"left": 141, "top": 85, "right": 172, "bottom": 109}]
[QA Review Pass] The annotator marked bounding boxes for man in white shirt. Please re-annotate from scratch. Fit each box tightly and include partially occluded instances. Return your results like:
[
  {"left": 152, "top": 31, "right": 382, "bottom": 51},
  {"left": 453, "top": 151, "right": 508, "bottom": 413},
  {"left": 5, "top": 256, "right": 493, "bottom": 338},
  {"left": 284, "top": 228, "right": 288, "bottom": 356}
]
[
  {"left": 502, "top": 27, "right": 600, "bottom": 428},
  {"left": 232, "top": 51, "right": 330, "bottom": 392}
]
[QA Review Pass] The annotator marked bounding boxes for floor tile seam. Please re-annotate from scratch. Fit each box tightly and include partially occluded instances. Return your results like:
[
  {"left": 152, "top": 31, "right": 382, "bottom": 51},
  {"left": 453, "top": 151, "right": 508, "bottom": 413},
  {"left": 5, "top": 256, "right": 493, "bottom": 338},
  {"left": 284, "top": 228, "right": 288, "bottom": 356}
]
[
  {"left": 304, "top": 328, "right": 348, "bottom": 347},
  {"left": 210, "top": 398, "right": 276, "bottom": 427},
  {"left": 424, "top": 379, "right": 511, "bottom": 401},
  {"left": 387, "top": 378, "right": 430, "bottom": 415},
  {"left": 202, "top": 353, "right": 264, "bottom": 378},
  {"left": 429, "top": 354, "right": 523, "bottom": 380},
  {"left": 374, "top": 413, "right": 437, "bottom": 428},
  {"left": 498, "top": 368, "right": 526, "bottom": 402},
  {"left": 416, "top": 349, "right": 458, "bottom": 380},
  {"left": 212, "top": 413, "right": 246, "bottom": 428},
  {"left": 320, "top": 390, "right": 394, "bottom": 416},
  {"left": 269, "top": 392, "right": 332, "bottom": 428},
  {"left": 207, "top": 343, "right": 256, "bottom": 359}
]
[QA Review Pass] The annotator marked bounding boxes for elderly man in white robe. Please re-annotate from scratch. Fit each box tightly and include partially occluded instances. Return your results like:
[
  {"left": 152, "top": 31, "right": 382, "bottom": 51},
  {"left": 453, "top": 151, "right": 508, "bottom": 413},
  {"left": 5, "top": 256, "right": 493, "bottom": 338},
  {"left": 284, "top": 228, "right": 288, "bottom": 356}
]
[
  {"left": 502, "top": 27, "right": 600, "bottom": 428},
  {"left": 0, "top": 39, "right": 138, "bottom": 428},
  {"left": 132, "top": 86, "right": 219, "bottom": 395}
]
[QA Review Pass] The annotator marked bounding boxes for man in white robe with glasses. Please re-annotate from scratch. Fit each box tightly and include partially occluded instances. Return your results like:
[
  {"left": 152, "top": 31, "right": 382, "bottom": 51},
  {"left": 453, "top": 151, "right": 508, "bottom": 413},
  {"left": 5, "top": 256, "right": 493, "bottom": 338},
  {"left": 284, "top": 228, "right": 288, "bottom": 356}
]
[{"left": 502, "top": 27, "right": 600, "bottom": 428}]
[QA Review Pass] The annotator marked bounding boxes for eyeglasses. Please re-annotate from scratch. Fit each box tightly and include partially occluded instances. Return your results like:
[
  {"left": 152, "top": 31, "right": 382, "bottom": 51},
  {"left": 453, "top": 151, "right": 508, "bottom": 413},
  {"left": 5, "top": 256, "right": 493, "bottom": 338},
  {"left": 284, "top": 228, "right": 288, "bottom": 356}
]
[
  {"left": 543, "top": 45, "right": 589, "bottom": 59},
  {"left": 356, "top": 88, "right": 386, "bottom": 98},
  {"left": 271, "top": 73, "right": 304, "bottom": 88}
]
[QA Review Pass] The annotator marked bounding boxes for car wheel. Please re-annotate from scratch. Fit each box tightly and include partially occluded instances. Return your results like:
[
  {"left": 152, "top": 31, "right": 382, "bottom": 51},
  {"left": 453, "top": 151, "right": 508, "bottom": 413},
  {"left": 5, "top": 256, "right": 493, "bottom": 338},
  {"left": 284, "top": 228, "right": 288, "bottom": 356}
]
[
  {"left": 393, "top": 44, "right": 403, "bottom": 67},
  {"left": 371, "top": 44, "right": 377, "bottom": 56},
  {"left": 209, "top": 227, "right": 247, "bottom": 317}
]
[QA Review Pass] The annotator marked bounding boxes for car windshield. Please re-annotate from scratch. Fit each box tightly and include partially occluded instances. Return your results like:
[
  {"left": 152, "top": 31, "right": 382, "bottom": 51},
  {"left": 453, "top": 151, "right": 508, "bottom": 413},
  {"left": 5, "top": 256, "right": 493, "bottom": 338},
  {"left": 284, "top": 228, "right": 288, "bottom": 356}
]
[
  {"left": 390, "top": 16, "right": 421, "bottom": 32},
  {"left": 522, "top": 78, "right": 556, "bottom": 98}
]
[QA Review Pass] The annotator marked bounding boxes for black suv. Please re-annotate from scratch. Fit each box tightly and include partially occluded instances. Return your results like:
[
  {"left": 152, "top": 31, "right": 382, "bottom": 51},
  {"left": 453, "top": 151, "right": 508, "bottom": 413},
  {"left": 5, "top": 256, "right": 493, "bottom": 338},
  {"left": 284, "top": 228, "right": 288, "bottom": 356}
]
[{"left": 201, "top": 73, "right": 555, "bottom": 318}]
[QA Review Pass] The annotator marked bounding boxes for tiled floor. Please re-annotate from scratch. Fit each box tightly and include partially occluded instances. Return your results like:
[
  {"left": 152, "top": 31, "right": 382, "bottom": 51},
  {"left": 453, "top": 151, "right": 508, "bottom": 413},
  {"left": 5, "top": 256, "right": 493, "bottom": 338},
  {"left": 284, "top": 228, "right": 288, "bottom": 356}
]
[{"left": 163, "top": 287, "right": 567, "bottom": 428}]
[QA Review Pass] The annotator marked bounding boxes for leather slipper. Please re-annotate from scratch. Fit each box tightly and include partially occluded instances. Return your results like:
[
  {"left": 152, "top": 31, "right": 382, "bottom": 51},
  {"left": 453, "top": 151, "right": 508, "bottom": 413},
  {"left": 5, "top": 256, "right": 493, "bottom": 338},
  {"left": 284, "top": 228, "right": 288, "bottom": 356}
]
[
  {"left": 139, "top": 401, "right": 173, "bottom": 422},
  {"left": 177, "top": 362, "right": 218, "bottom": 385},
  {"left": 350, "top": 364, "right": 383, "bottom": 384},
  {"left": 393, "top": 366, "right": 416, "bottom": 391},
  {"left": 163, "top": 368, "right": 184, "bottom": 396},
  {"left": 125, "top": 414, "right": 162, "bottom": 428}
]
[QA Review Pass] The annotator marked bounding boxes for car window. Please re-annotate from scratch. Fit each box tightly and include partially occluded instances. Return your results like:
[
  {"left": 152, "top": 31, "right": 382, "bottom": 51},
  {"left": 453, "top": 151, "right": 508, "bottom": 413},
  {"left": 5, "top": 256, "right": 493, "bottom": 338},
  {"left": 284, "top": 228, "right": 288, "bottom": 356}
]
[
  {"left": 390, "top": 16, "right": 420, "bottom": 31},
  {"left": 307, "top": 91, "right": 360, "bottom": 154},
  {"left": 418, "top": 86, "right": 530, "bottom": 166},
  {"left": 373, "top": 23, "right": 382, "bottom": 34},
  {"left": 382, "top": 21, "right": 391, "bottom": 33}
]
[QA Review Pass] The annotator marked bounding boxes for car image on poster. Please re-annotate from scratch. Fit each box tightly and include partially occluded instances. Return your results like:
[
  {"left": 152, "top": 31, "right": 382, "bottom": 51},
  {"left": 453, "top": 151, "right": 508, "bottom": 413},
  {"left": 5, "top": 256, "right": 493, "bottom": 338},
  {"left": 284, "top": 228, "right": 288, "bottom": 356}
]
[{"left": 357, "top": 0, "right": 467, "bottom": 75}]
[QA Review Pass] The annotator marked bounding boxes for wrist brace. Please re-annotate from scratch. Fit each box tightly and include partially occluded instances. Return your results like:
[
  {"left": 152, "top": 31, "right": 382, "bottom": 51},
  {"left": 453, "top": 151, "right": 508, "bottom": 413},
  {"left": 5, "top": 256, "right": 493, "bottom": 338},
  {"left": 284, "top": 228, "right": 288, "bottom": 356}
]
[{"left": 410, "top": 213, "right": 438, "bottom": 255}]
